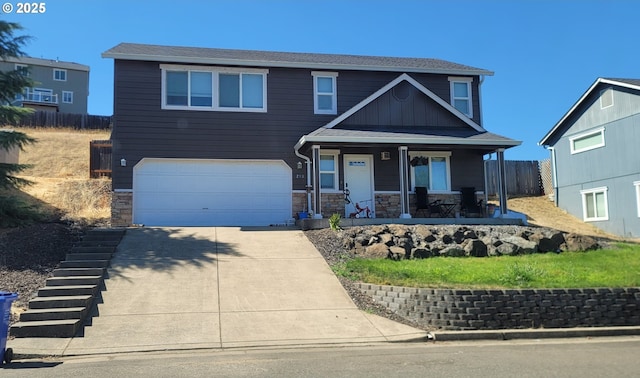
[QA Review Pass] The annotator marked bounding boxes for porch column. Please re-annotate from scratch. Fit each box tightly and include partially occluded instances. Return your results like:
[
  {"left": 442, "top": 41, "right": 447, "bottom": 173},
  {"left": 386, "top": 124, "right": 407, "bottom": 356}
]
[
  {"left": 312, "top": 145, "right": 323, "bottom": 219},
  {"left": 398, "top": 146, "right": 411, "bottom": 218},
  {"left": 496, "top": 148, "right": 509, "bottom": 216}
]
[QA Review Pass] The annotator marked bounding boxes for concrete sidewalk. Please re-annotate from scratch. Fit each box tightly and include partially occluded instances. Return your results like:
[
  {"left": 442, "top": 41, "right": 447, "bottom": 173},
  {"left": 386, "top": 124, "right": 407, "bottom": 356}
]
[{"left": 8, "top": 227, "right": 428, "bottom": 357}]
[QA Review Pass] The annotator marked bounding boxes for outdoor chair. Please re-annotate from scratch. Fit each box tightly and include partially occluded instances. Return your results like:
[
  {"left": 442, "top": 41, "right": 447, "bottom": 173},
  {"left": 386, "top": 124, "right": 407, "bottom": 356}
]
[
  {"left": 414, "top": 186, "right": 441, "bottom": 217},
  {"left": 460, "top": 187, "right": 484, "bottom": 217}
]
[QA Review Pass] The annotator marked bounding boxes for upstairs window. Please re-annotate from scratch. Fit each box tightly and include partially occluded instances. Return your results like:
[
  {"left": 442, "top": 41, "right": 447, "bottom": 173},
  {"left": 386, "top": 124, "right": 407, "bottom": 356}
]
[
  {"left": 449, "top": 77, "right": 473, "bottom": 117},
  {"left": 165, "top": 71, "right": 217, "bottom": 108},
  {"left": 62, "top": 91, "right": 73, "bottom": 104},
  {"left": 15, "top": 64, "right": 29, "bottom": 76},
  {"left": 570, "top": 128, "right": 605, "bottom": 154},
  {"left": 54, "top": 69, "right": 67, "bottom": 81},
  {"left": 218, "top": 73, "right": 264, "bottom": 109},
  {"left": 161, "top": 64, "right": 267, "bottom": 112},
  {"left": 312, "top": 72, "right": 338, "bottom": 114}
]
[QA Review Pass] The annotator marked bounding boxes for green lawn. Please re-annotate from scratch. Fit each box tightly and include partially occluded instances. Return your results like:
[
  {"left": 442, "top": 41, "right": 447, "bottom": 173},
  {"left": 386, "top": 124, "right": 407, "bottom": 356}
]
[{"left": 336, "top": 243, "right": 640, "bottom": 289}]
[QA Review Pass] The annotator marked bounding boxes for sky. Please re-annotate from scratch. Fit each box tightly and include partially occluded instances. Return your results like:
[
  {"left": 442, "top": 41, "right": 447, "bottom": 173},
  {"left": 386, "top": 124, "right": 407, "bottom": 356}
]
[{"left": 2, "top": 0, "right": 638, "bottom": 160}]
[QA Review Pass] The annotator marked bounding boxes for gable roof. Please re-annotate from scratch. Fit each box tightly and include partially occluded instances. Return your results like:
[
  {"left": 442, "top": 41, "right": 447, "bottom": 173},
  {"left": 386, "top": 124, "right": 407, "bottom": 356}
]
[
  {"left": 322, "top": 73, "right": 485, "bottom": 132},
  {"left": 3, "top": 56, "right": 89, "bottom": 72},
  {"left": 102, "top": 43, "right": 493, "bottom": 76},
  {"left": 295, "top": 73, "right": 520, "bottom": 150},
  {"left": 539, "top": 77, "right": 640, "bottom": 146}
]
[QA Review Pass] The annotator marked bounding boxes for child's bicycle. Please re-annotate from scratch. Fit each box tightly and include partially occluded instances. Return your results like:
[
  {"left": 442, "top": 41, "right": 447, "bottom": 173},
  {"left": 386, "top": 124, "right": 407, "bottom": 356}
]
[{"left": 343, "top": 188, "right": 373, "bottom": 218}]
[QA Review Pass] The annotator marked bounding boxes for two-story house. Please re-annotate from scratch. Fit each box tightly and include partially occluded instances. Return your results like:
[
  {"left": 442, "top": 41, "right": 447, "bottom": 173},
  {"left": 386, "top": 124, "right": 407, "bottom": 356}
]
[
  {"left": 539, "top": 78, "right": 640, "bottom": 238},
  {"left": 102, "top": 43, "right": 520, "bottom": 227},
  {"left": 0, "top": 56, "right": 89, "bottom": 114}
]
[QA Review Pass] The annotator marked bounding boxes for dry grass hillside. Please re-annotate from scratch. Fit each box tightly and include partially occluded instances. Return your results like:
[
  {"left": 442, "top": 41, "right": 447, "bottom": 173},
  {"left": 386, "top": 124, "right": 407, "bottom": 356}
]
[{"left": 9, "top": 127, "right": 112, "bottom": 225}]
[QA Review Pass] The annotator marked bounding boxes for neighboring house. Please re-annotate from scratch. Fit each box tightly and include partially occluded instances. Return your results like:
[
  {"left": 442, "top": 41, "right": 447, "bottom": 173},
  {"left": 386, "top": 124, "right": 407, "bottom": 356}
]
[
  {"left": 539, "top": 78, "right": 640, "bottom": 238},
  {"left": 0, "top": 56, "right": 90, "bottom": 114},
  {"left": 102, "top": 43, "right": 520, "bottom": 227}
]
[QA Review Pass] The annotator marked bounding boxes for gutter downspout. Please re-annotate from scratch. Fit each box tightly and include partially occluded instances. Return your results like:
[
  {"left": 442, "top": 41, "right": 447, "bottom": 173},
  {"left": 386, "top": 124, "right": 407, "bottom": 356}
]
[
  {"left": 547, "top": 146, "right": 558, "bottom": 206},
  {"left": 294, "top": 146, "right": 313, "bottom": 215},
  {"left": 479, "top": 75, "right": 485, "bottom": 127}
]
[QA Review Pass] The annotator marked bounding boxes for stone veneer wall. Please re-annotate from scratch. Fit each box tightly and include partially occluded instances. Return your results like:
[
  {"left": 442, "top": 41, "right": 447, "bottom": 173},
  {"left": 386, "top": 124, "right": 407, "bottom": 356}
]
[
  {"left": 111, "top": 191, "right": 132, "bottom": 227},
  {"left": 355, "top": 284, "right": 640, "bottom": 330},
  {"left": 296, "top": 192, "right": 469, "bottom": 219},
  {"left": 114, "top": 191, "right": 477, "bottom": 225}
]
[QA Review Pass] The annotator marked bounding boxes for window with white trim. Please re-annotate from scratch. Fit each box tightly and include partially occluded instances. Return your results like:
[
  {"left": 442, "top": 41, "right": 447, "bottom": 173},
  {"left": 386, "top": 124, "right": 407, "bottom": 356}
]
[
  {"left": 15, "top": 64, "right": 29, "bottom": 76},
  {"left": 570, "top": 128, "right": 605, "bottom": 154},
  {"left": 635, "top": 181, "right": 640, "bottom": 218},
  {"left": 600, "top": 88, "right": 613, "bottom": 109},
  {"left": 53, "top": 69, "right": 67, "bottom": 81},
  {"left": 408, "top": 151, "right": 451, "bottom": 192},
  {"left": 319, "top": 151, "right": 339, "bottom": 190},
  {"left": 580, "top": 187, "right": 609, "bottom": 221},
  {"left": 449, "top": 77, "right": 472, "bottom": 117},
  {"left": 62, "top": 91, "right": 73, "bottom": 104},
  {"left": 312, "top": 72, "right": 338, "bottom": 114},
  {"left": 161, "top": 64, "right": 268, "bottom": 112}
]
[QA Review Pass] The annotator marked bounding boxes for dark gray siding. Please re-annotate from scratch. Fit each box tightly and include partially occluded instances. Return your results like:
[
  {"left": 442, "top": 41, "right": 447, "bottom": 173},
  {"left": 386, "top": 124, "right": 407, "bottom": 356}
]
[
  {"left": 112, "top": 60, "right": 483, "bottom": 190},
  {"left": 341, "top": 81, "right": 466, "bottom": 128}
]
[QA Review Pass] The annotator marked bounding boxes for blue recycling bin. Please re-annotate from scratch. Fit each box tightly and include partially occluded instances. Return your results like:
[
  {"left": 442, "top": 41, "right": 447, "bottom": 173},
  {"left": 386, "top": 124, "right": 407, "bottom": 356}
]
[{"left": 0, "top": 292, "right": 17, "bottom": 365}]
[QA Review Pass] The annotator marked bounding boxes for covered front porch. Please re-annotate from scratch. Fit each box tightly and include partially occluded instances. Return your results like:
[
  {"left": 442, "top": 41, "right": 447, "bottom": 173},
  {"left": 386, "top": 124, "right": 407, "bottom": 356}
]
[
  {"left": 292, "top": 72, "right": 521, "bottom": 224},
  {"left": 293, "top": 139, "right": 518, "bottom": 223}
]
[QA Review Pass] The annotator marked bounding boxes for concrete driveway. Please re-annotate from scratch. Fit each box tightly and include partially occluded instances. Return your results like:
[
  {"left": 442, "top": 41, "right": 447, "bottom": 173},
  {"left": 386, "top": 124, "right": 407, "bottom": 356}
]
[{"left": 11, "top": 227, "right": 426, "bottom": 356}]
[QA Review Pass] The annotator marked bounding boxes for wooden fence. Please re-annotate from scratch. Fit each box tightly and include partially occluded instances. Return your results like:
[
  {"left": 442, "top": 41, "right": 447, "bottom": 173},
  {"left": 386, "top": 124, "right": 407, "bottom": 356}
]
[
  {"left": 485, "top": 160, "right": 547, "bottom": 197},
  {"left": 89, "top": 140, "right": 112, "bottom": 178},
  {"left": 13, "top": 111, "right": 112, "bottom": 129}
]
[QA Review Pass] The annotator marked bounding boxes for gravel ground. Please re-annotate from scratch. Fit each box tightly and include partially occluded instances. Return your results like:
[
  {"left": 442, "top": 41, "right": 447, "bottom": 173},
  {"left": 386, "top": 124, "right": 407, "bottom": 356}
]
[
  {"left": 0, "top": 222, "right": 84, "bottom": 324},
  {"left": 304, "top": 228, "right": 432, "bottom": 331}
]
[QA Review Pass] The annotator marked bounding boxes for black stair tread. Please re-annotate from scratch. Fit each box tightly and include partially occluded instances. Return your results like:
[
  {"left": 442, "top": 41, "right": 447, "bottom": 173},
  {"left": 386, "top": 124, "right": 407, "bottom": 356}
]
[
  {"left": 11, "top": 319, "right": 81, "bottom": 327},
  {"left": 47, "top": 275, "right": 103, "bottom": 280},
  {"left": 39, "top": 285, "right": 97, "bottom": 290},
  {"left": 30, "top": 295, "right": 93, "bottom": 302},
  {"left": 53, "top": 268, "right": 105, "bottom": 275},
  {"left": 21, "top": 307, "right": 87, "bottom": 314},
  {"left": 38, "top": 285, "right": 98, "bottom": 295}
]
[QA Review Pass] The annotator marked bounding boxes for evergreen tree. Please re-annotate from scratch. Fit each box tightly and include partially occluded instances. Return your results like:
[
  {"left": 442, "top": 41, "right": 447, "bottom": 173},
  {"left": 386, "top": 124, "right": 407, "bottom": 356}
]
[
  {"left": 0, "top": 20, "right": 34, "bottom": 124},
  {"left": 0, "top": 19, "right": 39, "bottom": 226},
  {"left": 0, "top": 19, "right": 35, "bottom": 190}
]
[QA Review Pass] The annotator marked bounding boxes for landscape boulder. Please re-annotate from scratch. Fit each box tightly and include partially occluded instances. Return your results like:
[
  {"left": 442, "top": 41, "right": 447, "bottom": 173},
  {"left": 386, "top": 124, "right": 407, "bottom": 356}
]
[{"left": 330, "top": 224, "right": 605, "bottom": 261}]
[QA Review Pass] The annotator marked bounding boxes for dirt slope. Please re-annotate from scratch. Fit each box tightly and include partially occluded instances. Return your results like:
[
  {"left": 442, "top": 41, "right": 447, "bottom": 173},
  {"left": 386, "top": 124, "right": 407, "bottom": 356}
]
[{"left": 506, "top": 196, "right": 630, "bottom": 241}]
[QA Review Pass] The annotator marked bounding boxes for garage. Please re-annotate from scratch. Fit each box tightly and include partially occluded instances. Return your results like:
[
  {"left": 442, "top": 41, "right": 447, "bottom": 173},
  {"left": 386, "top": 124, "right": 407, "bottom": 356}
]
[{"left": 133, "top": 158, "right": 292, "bottom": 226}]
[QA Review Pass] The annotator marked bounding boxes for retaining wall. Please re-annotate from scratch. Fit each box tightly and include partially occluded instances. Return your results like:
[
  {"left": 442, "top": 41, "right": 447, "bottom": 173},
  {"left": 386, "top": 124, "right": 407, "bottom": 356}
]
[{"left": 355, "top": 284, "right": 640, "bottom": 330}]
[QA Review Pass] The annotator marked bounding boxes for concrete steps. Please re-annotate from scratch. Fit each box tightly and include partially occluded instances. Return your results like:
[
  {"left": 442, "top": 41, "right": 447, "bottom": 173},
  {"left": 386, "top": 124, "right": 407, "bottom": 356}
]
[
  {"left": 59, "top": 260, "right": 110, "bottom": 268},
  {"left": 11, "top": 228, "right": 125, "bottom": 338}
]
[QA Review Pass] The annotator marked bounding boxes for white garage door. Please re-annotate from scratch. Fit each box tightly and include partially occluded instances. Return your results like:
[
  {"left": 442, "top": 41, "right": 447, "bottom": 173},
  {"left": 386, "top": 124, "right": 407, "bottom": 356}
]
[{"left": 133, "top": 158, "right": 292, "bottom": 226}]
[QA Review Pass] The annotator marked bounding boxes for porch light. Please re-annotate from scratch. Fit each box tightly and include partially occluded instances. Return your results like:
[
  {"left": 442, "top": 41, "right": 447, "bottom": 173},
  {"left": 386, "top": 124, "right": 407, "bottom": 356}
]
[
  {"left": 381, "top": 151, "right": 391, "bottom": 160},
  {"left": 297, "top": 161, "right": 303, "bottom": 169},
  {"left": 120, "top": 158, "right": 126, "bottom": 167}
]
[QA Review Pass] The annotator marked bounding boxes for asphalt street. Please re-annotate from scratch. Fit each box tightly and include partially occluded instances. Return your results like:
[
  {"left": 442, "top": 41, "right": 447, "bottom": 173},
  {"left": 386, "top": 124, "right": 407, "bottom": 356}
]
[{"left": 2, "top": 337, "right": 639, "bottom": 377}]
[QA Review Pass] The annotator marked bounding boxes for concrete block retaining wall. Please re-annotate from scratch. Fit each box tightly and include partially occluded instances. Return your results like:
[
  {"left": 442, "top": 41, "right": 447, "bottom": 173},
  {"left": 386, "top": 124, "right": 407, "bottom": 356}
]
[{"left": 355, "top": 283, "right": 640, "bottom": 330}]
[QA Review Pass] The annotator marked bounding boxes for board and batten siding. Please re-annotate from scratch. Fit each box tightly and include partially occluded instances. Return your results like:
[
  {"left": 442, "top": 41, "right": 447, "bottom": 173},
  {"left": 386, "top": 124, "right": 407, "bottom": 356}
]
[
  {"left": 551, "top": 85, "right": 640, "bottom": 237},
  {"left": 111, "top": 59, "right": 483, "bottom": 192}
]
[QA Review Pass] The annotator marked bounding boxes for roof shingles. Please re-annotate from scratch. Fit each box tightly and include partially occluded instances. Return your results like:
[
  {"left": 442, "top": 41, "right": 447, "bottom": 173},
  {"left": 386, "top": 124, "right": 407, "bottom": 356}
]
[{"left": 102, "top": 42, "right": 493, "bottom": 75}]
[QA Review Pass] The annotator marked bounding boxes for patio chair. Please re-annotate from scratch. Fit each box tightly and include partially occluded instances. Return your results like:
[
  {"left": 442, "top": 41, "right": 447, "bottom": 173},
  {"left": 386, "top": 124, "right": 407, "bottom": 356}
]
[
  {"left": 460, "top": 187, "right": 484, "bottom": 217},
  {"left": 414, "top": 186, "right": 441, "bottom": 217}
]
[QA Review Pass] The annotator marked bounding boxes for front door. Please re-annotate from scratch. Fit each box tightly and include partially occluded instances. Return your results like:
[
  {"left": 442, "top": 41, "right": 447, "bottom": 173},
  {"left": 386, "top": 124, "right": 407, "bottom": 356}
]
[{"left": 343, "top": 154, "right": 375, "bottom": 218}]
